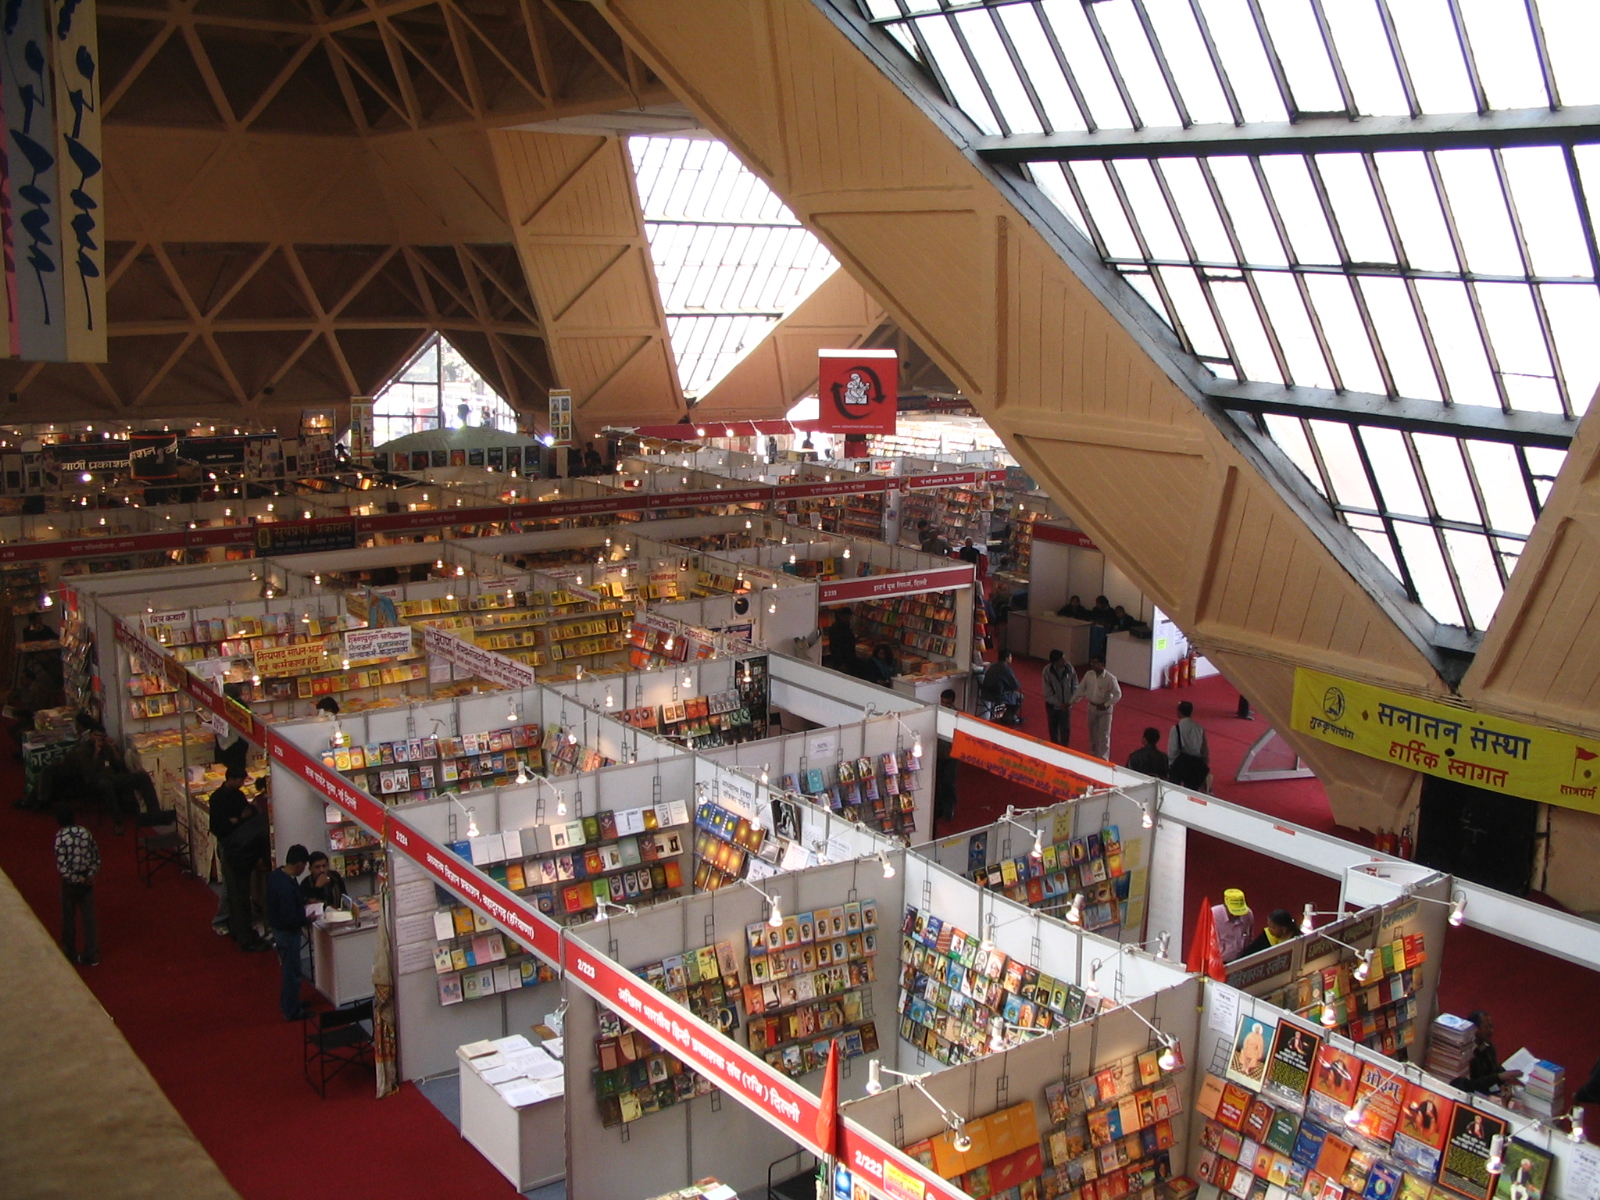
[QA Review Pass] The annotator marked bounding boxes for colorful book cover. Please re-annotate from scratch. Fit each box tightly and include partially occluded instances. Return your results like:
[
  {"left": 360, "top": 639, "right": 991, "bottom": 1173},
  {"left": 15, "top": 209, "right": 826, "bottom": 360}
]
[
  {"left": 1440, "top": 1107, "right": 1506, "bottom": 1200},
  {"left": 1227, "top": 1013, "right": 1275, "bottom": 1091},
  {"left": 1492, "top": 1141, "right": 1553, "bottom": 1200},
  {"left": 1265, "top": 1021, "right": 1323, "bottom": 1104},
  {"left": 1307, "top": 1044, "right": 1361, "bottom": 1124},
  {"left": 1392, "top": 1083, "right": 1453, "bottom": 1179}
]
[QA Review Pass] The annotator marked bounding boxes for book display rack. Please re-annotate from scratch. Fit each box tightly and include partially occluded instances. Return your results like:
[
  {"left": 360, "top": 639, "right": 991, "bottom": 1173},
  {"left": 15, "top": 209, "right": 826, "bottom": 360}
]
[
  {"left": 1036, "top": 1046, "right": 1186, "bottom": 1200},
  {"left": 900, "top": 486, "right": 994, "bottom": 552},
  {"left": 744, "top": 898, "right": 881, "bottom": 1078},
  {"left": 852, "top": 592, "right": 961, "bottom": 663},
  {"left": 59, "top": 600, "right": 97, "bottom": 715},
  {"left": 971, "top": 820, "right": 1132, "bottom": 936},
  {"left": 1263, "top": 934, "right": 1428, "bottom": 1060},
  {"left": 594, "top": 1006, "right": 714, "bottom": 1128},
  {"left": 320, "top": 723, "right": 547, "bottom": 804},
  {"left": 897, "top": 904, "right": 1093, "bottom": 1068},
  {"left": 400, "top": 590, "right": 632, "bottom": 673},
  {"left": 838, "top": 492, "right": 886, "bottom": 541},
  {"left": 1187, "top": 998, "right": 1508, "bottom": 1200},
  {"left": 692, "top": 799, "right": 766, "bottom": 890},
  {"left": 786, "top": 747, "right": 921, "bottom": 838},
  {"left": 428, "top": 905, "right": 557, "bottom": 1006},
  {"left": 448, "top": 798, "right": 691, "bottom": 926}
]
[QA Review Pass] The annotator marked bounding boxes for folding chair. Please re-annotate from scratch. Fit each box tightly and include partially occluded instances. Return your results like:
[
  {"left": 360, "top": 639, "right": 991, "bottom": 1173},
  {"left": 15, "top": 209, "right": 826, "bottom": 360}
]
[
  {"left": 133, "top": 809, "right": 188, "bottom": 886},
  {"left": 303, "top": 1000, "right": 375, "bottom": 1097}
]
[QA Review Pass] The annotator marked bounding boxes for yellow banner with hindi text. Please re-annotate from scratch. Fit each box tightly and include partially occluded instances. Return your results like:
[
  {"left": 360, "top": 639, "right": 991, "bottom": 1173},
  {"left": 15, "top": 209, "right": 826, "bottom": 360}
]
[{"left": 1290, "top": 668, "right": 1600, "bottom": 815}]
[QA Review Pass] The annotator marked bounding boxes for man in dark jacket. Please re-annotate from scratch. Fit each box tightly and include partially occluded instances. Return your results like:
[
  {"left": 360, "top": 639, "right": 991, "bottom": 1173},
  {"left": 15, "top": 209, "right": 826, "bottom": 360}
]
[
  {"left": 267, "top": 844, "right": 314, "bottom": 1020},
  {"left": 1125, "top": 728, "right": 1168, "bottom": 780},
  {"left": 1452, "top": 1012, "right": 1523, "bottom": 1096},
  {"left": 826, "top": 606, "right": 859, "bottom": 673},
  {"left": 210, "top": 766, "right": 269, "bottom": 950}
]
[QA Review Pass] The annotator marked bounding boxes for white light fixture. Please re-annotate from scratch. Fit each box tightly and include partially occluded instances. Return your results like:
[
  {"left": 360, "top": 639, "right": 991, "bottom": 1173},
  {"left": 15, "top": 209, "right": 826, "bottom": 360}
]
[
  {"left": 1449, "top": 893, "right": 1467, "bottom": 926},
  {"left": 1065, "top": 893, "right": 1085, "bottom": 926},
  {"left": 507, "top": 702, "right": 519, "bottom": 724},
  {"left": 516, "top": 762, "right": 531, "bottom": 785},
  {"left": 1321, "top": 1002, "right": 1339, "bottom": 1028},
  {"left": 605, "top": 687, "right": 615, "bottom": 708},
  {"left": 952, "top": 1125, "right": 973, "bottom": 1154},
  {"left": 556, "top": 791, "right": 568, "bottom": 817},
  {"left": 1084, "top": 960, "right": 1101, "bottom": 998},
  {"left": 1344, "top": 1098, "right": 1369, "bottom": 1129},
  {"left": 842, "top": 547, "right": 850, "bottom": 558},
  {"left": 1155, "top": 931, "right": 1171, "bottom": 960},
  {"left": 1030, "top": 830, "right": 1043, "bottom": 860},
  {"left": 877, "top": 851, "right": 895, "bottom": 879},
  {"left": 567, "top": 729, "right": 577, "bottom": 745},
  {"left": 767, "top": 897, "right": 783, "bottom": 928},
  {"left": 1569, "top": 1107, "right": 1586, "bottom": 1143},
  {"left": 1353, "top": 949, "right": 1374, "bottom": 983},
  {"left": 865, "top": 1060, "right": 883, "bottom": 1094},
  {"left": 1486, "top": 1134, "right": 1505, "bottom": 1175},
  {"left": 1141, "top": 803, "right": 1154, "bottom": 830},
  {"left": 1300, "top": 903, "right": 1316, "bottom": 935}
]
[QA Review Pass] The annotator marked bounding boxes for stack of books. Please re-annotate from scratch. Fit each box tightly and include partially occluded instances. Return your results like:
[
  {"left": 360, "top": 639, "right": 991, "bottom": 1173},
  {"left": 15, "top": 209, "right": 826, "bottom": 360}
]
[
  {"left": 1424, "top": 1012, "right": 1477, "bottom": 1081},
  {"left": 1504, "top": 1048, "right": 1566, "bottom": 1117}
]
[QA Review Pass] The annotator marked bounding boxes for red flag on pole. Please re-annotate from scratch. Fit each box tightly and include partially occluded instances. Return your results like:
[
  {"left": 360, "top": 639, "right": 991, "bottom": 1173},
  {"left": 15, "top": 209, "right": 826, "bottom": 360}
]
[
  {"left": 815, "top": 1036, "right": 842, "bottom": 1159},
  {"left": 1187, "top": 896, "right": 1228, "bottom": 982}
]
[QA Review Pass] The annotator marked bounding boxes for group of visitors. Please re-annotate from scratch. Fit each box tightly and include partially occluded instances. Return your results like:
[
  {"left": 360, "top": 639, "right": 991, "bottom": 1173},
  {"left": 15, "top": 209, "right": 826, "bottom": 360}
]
[
  {"left": 32, "top": 699, "right": 350, "bottom": 1024},
  {"left": 1056, "top": 593, "right": 1150, "bottom": 636}
]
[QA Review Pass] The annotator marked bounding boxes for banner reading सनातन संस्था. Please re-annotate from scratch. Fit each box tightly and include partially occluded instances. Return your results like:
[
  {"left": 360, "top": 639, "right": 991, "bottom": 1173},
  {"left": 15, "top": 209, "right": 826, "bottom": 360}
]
[{"left": 1289, "top": 667, "right": 1600, "bottom": 815}]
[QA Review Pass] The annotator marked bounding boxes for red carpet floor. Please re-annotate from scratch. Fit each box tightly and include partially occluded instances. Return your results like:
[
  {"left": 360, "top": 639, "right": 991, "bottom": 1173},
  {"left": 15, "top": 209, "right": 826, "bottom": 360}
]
[
  {"left": 939, "top": 653, "right": 1600, "bottom": 1117},
  {"left": 0, "top": 730, "right": 521, "bottom": 1200}
]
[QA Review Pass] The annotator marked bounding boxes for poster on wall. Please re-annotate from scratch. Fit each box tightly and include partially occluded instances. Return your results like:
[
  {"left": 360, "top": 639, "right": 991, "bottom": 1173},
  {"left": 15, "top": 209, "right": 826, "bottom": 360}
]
[
  {"left": 548, "top": 388, "right": 574, "bottom": 446},
  {"left": 816, "top": 348, "right": 897, "bottom": 435},
  {"left": 1440, "top": 1106, "right": 1508, "bottom": 1200},
  {"left": 348, "top": 402, "right": 374, "bottom": 462},
  {"left": 2, "top": 0, "right": 64, "bottom": 360}
]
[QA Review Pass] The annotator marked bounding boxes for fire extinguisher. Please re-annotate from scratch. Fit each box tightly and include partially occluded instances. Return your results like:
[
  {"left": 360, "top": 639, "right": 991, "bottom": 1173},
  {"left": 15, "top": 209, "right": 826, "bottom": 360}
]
[
  {"left": 1376, "top": 829, "right": 1396, "bottom": 855},
  {"left": 1398, "top": 822, "right": 1414, "bottom": 861}
]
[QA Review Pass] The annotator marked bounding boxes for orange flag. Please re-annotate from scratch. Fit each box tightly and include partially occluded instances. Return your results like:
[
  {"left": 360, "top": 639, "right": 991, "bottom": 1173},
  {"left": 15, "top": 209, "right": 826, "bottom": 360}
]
[
  {"left": 1187, "top": 896, "right": 1228, "bottom": 982},
  {"left": 815, "top": 1036, "right": 842, "bottom": 1159}
]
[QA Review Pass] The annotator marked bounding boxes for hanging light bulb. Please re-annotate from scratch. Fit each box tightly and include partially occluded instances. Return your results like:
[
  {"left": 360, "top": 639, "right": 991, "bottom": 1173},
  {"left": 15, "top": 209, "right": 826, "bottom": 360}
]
[
  {"left": 516, "top": 762, "right": 531, "bottom": 785},
  {"left": 1568, "top": 1107, "right": 1586, "bottom": 1143},
  {"left": 865, "top": 1060, "right": 883, "bottom": 1094},
  {"left": 1353, "top": 950, "right": 1373, "bottom": 983},
  {"left": 1084, "top": 962, "right": 1100, "bottom": 998},
  {"left": 567, "top": 729, "right": 577, "bottom": 745},
  {"left": 1065, "top": 894, "right": 1085, "bottom": 926},
  {"left": 605, "top": 687, "right": 615, "bottom": 708},
  {"left": 1141, "top": 803, "right": 1154, "bottom": 830},
  {"left": 988, "top": 1016, "right": 1006, "bottom": 1054},
  {"left": 1449, "top": 894, "right": 1467, "bottom": 926},
  {"left": 767, "top": 897, "right": 783, "bottom": 929},
  {"left": 342, "top": 657, "right": 351, "bottom": 671},
  {"left": 1156, "top": 931, "right": 1171, "bottom": 959},
  {"left": 1486, "top": 1135, "right": 1505, "bottom": 1175},
  {"left": 1300, "top": 903, "right": 1316, "bottom": 935},
  {"left": 843, "top": 547, "right": 851, "bottom": 559},
  {"left": 951, "top": 1125, "right": 973, "bottom": 1155},
  {"left": 1321, "top": 1002, "right": 1339, "bottom": 1028},
  {"left": 466, "top": 808, "right": 480, "bottom": 838},
  {"left": 507, "top": 703, "right": 519, "bottom": 724},
  {"left": 767, "top": 596, "right": 777, "bottom": 614},
  {"left": 912, "top": 734, "right": 922, "bottom": 759},
  {"left": 877, "top": 851, "right": 895, "bottom": 879},
  {"left": 1030, "top": 830, "right": 1044, "bottom": 860},
  {"left": 759, "top": 767, "right": 769, "bottom": 785},
  {"left": 556, "top": 792, "right": 568, "bottom": 817},
  {"left": 1157, "top": 1039, "right": 1179, "bottom": 1073},
  {"left": 682, "top": 670, "right": 692, "bottom": 689}
]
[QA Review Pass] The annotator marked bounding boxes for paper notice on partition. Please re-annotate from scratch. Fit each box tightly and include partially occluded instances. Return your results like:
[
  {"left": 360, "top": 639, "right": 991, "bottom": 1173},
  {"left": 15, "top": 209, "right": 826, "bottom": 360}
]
[
  {"left": 1209, "top": 984, "right": 1241, "bottom": 1035},
  {"left": 394, "top": 879, "right": 438, "bottom": 917},
  {"left": 397, "top": 941, "right": 436, "bottom": 976},
  {"left": 1566, "top": 1144, "right": 1600, "bottom": 1200},
  {"left": 396, "top": 912, "right": 437, "bottom": 949}
]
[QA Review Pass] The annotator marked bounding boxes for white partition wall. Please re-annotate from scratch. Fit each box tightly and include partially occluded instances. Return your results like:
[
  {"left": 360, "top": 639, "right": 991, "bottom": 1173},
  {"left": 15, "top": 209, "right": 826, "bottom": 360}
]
[{"left": 563, "top": 855, "right": 908, "bottom": 1200}]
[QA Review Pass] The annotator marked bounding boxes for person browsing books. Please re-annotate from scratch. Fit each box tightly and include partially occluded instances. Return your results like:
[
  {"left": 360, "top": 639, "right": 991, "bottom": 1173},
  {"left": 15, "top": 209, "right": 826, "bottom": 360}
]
[
  {"left": 1452, "top": 1011, "right": 1522, "bottom": 1095},
  {"left": 267, "top": 844, "right": 315, "bottom": 1021},
  {"left": 300, "top": 851, "right": 348, "bottom": 908},
  {"left": 210, "top": 766, "right": 270, "bottom": 952}
]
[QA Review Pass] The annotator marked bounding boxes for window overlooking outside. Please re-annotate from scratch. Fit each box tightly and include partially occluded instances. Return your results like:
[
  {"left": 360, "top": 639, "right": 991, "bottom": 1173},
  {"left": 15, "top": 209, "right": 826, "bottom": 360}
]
[
  {"left": 372, "top": 335, "right": 517, "bottom": 445},
  {"left": 630, "top": 135, "right": 840, "bottom": 398},
  {"left": 858, "top": 0, "right": 1599, "bottom": 635}
]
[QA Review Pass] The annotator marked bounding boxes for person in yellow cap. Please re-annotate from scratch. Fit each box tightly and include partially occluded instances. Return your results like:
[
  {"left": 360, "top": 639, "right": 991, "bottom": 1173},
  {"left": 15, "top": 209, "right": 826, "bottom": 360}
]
[{"left": 1212, "top": 889, "right": 1255, "bottom": 962}]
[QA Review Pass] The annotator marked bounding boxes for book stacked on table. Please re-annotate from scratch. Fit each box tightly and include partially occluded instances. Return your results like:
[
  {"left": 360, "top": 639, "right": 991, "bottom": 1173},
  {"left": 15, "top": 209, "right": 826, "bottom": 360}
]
[
  {"left": 1423, "top": 1013, "right": 1476, "bottom": 1082},
  {"left": 1503, "top": 1047, "right": 1565, "bottom": 1118}
]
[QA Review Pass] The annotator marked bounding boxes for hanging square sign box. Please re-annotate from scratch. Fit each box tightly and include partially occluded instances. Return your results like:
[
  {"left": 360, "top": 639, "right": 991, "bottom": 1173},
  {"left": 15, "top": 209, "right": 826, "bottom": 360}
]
[{"left": 817, "top": 348, "right": 898, "bottom": 435}]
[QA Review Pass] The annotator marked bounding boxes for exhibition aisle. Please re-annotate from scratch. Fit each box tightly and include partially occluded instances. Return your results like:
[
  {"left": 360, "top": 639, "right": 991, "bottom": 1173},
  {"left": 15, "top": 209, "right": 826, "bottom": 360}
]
[{"left": 0, "top": 728, "right": 521, "bottom": 1200}]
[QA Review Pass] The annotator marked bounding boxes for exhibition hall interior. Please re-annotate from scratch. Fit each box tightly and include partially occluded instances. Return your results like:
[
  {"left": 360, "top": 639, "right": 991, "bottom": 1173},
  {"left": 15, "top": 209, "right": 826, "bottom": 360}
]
[{"left": 5, "top": 3, "right": 1600, "bottom": 1200}]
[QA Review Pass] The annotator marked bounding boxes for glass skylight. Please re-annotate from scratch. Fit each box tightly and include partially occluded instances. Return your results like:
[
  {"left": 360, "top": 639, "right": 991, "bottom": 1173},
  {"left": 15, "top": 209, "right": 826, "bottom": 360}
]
[
  {"left": 630, "top": 136, "right": 839, "bottom": 398},
  {"left": 859, "top": 0, "right": 1599, "bottom": 634}
]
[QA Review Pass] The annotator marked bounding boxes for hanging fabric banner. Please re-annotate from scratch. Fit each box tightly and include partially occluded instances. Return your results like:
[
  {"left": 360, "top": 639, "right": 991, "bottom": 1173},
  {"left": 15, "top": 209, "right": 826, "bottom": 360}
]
[
  {"left": 51, "top": 0, "right": 104, "bottom": 361},
  {"left": 3, "top": 0, "right": 65, "bottom": 360}
]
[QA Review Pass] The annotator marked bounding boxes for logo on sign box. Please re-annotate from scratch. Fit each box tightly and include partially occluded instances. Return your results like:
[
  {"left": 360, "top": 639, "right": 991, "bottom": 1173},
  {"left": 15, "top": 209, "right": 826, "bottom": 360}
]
[{"left": 817, "top": 349, "right": 897, "bottom": 435}]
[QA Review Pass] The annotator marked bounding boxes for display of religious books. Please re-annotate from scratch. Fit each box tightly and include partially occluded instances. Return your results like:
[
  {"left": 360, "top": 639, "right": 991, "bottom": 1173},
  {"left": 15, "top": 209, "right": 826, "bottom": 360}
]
[
  {"left": 971, "top": 817, "right": 1132, "bottom": 935},
  {"left": 897, "top": 904, "right": 1091, "bottom": 1067}
]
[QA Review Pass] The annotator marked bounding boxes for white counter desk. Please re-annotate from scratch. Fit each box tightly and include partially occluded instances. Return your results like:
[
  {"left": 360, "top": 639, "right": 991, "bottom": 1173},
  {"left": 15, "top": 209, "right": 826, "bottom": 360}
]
[
  {"left": 1026, "top": 612, "right": 1093, "bottom": 664},
  {"left": 457, "top": 1036, "right": 566, "bottom": 1192},
  {"left": 311, "top": 914, "right": 378, "bottom": 1006}
]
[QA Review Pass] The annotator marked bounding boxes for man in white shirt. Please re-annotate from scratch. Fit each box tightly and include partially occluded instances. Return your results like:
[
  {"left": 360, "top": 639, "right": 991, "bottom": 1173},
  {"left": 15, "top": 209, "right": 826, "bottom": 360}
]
[
  {"left": 1167, "top": 700, "right": 1210, "bottom": 789},
  {"left": 1079, "top": 657, "right": 1121, "bottom": 760}
]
